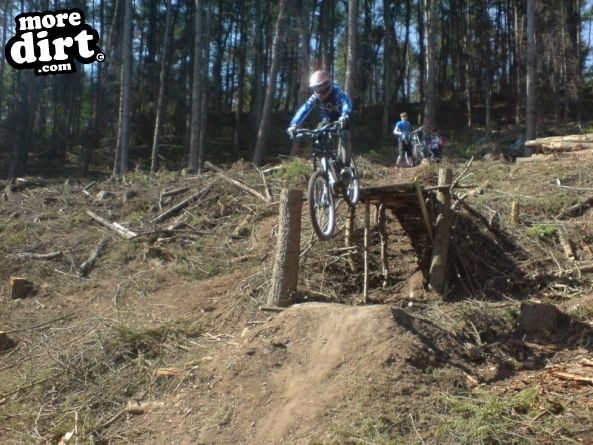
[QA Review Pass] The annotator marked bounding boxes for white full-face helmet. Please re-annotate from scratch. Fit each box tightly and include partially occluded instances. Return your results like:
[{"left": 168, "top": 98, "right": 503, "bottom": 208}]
[{"left": 309, "top": 70, "right": 332, "bottom": 100}]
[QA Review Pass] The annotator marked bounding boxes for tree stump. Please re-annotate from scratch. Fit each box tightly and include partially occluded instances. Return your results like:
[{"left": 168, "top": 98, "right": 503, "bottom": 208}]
[
  {"left": 0, "top": 331, "right": 16, "bottom": 351},
  {"left": 267, "top": 189, "right": 303, "bottom": 307},
  {"left": 519, "top": 302, "right": 561, "bottom": 335},
  {"left": 9, "top": 277, "right": 38, "bottom": 299}
]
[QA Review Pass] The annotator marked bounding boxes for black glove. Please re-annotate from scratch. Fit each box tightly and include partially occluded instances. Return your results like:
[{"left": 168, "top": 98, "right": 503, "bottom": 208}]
[{"left": 287, "top": 126, "right": 297, "bottom": 139}]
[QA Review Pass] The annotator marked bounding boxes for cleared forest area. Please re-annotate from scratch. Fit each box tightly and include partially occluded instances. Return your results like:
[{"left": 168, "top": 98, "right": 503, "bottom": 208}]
[{"left": 1, "top": 149, "right": 593, "bottom": 444}]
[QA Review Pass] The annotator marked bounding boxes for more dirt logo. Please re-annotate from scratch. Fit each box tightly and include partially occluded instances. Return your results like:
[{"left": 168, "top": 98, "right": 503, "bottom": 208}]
[{"left": 4, "top": 8, "right": 104, "bottom": 76}]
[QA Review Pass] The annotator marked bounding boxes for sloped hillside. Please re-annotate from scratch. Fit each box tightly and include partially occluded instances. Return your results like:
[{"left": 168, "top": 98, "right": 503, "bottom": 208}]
[{"left": 1, "top": 152, "right": 593, "bottom": 444}]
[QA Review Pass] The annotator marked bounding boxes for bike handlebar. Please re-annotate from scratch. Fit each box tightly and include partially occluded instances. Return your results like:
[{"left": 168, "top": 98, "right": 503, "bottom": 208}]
[{"left": 294, "top": 121, "right": 341, "bottom": 139}]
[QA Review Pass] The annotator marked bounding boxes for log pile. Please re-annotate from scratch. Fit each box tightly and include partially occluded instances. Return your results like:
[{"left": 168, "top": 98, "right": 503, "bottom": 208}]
[{"left": 525, "top": 134, "right": 593, "bottom": 153}]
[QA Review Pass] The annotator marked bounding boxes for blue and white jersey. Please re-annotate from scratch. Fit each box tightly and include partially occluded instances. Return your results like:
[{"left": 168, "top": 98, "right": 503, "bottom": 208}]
[{"left": 290, "top": 84, "right": 352, "bottom": 126}]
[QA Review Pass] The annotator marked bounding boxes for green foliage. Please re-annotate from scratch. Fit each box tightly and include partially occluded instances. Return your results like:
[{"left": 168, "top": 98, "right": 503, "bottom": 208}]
[
  {"left": 527, "top": 224, "right": 557, "bottom": 238},
  {"left": 106, "top": 320, "right": 204, "bottom": 360},
  {"left": 434, "top": 387, "right": 540, "bottom": 444},
  {"left": 0, "top": 222, "right": 28, "bottom": 252},
  {"left": 539, "top": 194, "right": 581, "bottom": 216},
  {"left": 102, "top": 239, "right": 138, "bottom": 264},
  {"left": 273, "top": 159, "right": 311, "bottom": 181}
]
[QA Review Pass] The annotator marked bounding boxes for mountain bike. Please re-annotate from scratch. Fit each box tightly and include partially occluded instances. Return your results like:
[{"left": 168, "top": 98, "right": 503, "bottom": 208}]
[
  {"left": 410, "top": 127, "right": 429, "bottom": 165},
  {"left": 294, "top": 121, "right": 360, "bottom": 241}
]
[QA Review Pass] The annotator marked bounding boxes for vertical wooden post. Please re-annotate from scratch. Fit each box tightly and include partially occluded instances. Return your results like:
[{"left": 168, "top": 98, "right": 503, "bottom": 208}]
[
  {"left": 267, "top": 188, "right": 303, "bottom": 307},
  {"left": 345, "top": 205, "right": 356, "bottom": 272},
  {"left": 378, "top": 204, "right": 389, "bottom": 288},
  {"left": 510, "top": 200, "right": 519, "bottom": 225},
  {"left": 429, "top": 168, "right": 453, "bottom": 295},
  {"left": 363, "top": 201, "right": 371, "bottom": 303}
]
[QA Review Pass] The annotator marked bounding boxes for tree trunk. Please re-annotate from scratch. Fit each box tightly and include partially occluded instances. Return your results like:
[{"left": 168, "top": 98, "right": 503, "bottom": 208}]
[
  {"left": 525, "top": 0, "right": 536, "bottom": 150},
  {"left": 188, "top": 0, "right": 204, "bottom": 172},
  {"left": 198, "top": 3, "right": 211, "bottom": 170},
  {"left": 423, "top": 0, "right": 438, "bottom": 129},
  {"left": 0, "top": 0, "right": 8, "bottom": 113},
  {"left": 113, "top": 0, "right": 132, "bottom": 177},
  {"left": 464, "top": 4, "right": 472, "bottom": 128},
  {"left": 267, "top": 189, "right": 303, "bottom": 307},
  {"left": 151, "top": 0, "right": 173, "bottom": 173},
  {"left": 234, "top": 2, "right": 247, "bottom": 153},
  {"left": 382, "top": 0, "right": 393, "bottom": 136},
  {"left": 290, "top": 0, "right": 311, "bottom": 156},
  {"left": 253, "top": 0, "right": 288, "bottom": 166},
  {"left": 429, "top": 168, "right": 452, "bottom": 295},
  {"left": 345, "top": 0, "right": 358, "bottom": 103}
]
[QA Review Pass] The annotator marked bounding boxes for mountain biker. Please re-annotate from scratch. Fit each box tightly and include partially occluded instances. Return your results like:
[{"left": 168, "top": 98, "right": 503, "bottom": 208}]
[
  {"left": 393, "top": 112, "right": 414, "bottom": 167},
  {"left": 287, "top": 70, "right": 352, "bottom": 176},
  {"left": 428, "top": 128, "right": 445, "bottom": 162}
]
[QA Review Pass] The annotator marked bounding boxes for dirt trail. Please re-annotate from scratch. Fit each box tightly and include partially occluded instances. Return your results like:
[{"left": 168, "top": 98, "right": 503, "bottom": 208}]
[{"left": 129, "top": 302, "right": 465, "bottom": 445}]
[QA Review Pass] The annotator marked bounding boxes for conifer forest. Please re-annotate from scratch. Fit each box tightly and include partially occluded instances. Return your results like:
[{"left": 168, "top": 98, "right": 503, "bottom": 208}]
[{"left": 1, "top": 0, "right": 593, "bottom": 178}]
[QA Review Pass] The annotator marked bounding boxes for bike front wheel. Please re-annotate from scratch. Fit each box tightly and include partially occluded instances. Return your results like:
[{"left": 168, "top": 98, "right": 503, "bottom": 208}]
[
  {"left": 308, "top": 169, "right": 336, "bottom": 241},
  {"left": 341, "top": 158, "right": 360, "bottom": 207},
  {"left": 413, "top": 143, "right": 425, "bottom": 165}
]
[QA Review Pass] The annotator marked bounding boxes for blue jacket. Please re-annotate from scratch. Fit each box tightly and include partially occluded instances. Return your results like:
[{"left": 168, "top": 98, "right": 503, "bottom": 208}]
[{"left": 290, "top": 84, "right": 352, "bottom": 126}]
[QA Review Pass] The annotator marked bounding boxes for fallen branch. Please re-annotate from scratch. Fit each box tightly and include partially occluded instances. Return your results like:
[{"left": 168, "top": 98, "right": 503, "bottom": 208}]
[
  {"left": 204, "top": 161, "right": 270, "bottom": 203},
  {"left": 259, "top": 306, "right": 286, "bottom": 313},
  {"left": 554, "top": 263, "right": 593, "bottom": 278},
  {"left": 257, "top": 166, "right": 272, "bottom": 201},
  {"left": 550, "top": 370, "right": 593, "bottom": 384},
  {"left": 86, "top": 210, "right": 137, "bottom": 239},
  {"left": 79, "top": 238, "right": 108, "bottom": 277},
  {"left": 126, "top": 399, "right": 165, "bottom": 415},
  {"left": 82, "top": 181, "right": 96, "bottom": 197},
  {"left": 151, "top": 185, "right": 211, "bottom": 224},
  {"left": 161, "top": 186, "right": 190, "bottom": 198},
  {"left": 10, "top": 251, "right": 63, "bottom": 260},
  {"left": 6, "top": 312, "right": 75, "bottom": 334},
  {"left": 556, "top": 196, "right": 593, "bottom": 219},
  {"left": 450, "top": 156, "right": 474, "bottom": 190}
]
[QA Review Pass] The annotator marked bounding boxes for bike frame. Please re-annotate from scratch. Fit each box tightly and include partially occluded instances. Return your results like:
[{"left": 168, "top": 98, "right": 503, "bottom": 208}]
[{"left": 307, "top": 123, "right": 342, "bottom": 194}]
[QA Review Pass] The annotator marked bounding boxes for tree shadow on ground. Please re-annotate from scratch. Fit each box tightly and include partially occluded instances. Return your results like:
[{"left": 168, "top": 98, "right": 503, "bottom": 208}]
[
  {"left": 396, "top": 206, "right": 545, "bottom": 301},
  {"left": 391, "top": 302, "right": 593, "bottom": 385}
]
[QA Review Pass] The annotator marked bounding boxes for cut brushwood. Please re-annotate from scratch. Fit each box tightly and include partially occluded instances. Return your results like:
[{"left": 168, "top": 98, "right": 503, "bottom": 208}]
[
  {"left": 151, "top": 185, "right": 211, "bottom": 224},
  {"left": 204, "top": 161, "right": 271, "bottom": 203},
  {"left": 79, "top": 238, "right": 108, "bottom": 277}
]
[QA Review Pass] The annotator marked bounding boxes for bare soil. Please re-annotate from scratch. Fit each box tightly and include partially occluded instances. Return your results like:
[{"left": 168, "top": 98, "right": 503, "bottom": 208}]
[{"left": 1, "top": 152, "right": 593, "bottom": 444}]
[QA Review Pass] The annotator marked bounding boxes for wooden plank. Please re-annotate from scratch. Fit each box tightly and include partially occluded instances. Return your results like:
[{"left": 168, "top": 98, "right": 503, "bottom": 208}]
[{"left": 363, "top": 201, "right": 370, "bottom": 303}]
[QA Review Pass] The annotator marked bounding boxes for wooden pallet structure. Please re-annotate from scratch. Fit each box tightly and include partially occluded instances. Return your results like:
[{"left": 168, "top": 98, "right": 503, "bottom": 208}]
[{"left": 350, "top": 168, "right": 455, "bottom": 301}]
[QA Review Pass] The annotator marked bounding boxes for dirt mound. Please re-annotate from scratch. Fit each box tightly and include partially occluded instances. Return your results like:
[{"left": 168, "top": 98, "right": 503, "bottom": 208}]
[{"left": 125, "top": 302, "right": 469, "bottom": 444}]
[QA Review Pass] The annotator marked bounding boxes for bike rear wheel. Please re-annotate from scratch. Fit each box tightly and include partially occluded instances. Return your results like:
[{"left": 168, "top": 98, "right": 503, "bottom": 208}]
[
  {"left": 308, "top": 169, "right": 336, "bottom": 240},
  {"left": 341, "top": 158, "right": 360, "bottom": 207}
]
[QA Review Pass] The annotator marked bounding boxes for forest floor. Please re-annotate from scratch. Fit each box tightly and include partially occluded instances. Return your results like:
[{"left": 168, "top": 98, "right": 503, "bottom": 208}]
[{"left": 1, "top": 145, "right": 593, "bottom": 444}]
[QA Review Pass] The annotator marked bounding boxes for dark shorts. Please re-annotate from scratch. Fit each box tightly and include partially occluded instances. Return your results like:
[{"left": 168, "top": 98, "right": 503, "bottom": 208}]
[{"left": 398, "top": 140, "right": 413, "bottom": 157}]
